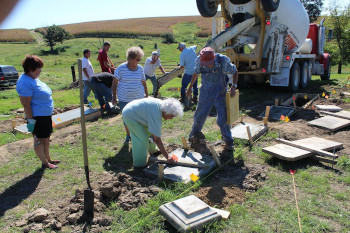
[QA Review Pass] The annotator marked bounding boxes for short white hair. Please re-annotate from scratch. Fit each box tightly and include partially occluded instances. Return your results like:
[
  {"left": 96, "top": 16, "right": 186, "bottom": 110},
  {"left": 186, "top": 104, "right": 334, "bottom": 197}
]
[{"left": 160, "top": 98, "right": 183, "bottom": 117}]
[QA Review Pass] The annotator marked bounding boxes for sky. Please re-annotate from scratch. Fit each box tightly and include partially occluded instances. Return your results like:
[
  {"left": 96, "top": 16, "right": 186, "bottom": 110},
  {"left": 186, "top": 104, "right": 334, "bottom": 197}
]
[{"left": 0, "top": 0, "right": 348, "bottom": 30}]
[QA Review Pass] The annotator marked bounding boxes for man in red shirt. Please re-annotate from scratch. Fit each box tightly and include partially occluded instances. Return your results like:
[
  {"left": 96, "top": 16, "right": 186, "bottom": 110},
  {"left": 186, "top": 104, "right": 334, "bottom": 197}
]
[{"left": 97, "top": 41, "right": 115, "bottom": 74}]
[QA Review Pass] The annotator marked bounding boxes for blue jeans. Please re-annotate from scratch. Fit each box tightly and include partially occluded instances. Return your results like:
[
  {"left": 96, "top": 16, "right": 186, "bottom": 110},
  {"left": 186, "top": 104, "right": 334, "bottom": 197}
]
[
  {"left": 89, "top": 78, "right": 112, "bottom": 111},
  {"left": 189, "top": 82, "right": 233, "bottom": 144},
  {"left": 145, "top": 75, "right": 158, "bottom": 95},
  {"left": 181, "top": 73, "right": 198, "bottom": 100},
  {"left": 83, "top": 80, "right": 96, "bottom": 103}
]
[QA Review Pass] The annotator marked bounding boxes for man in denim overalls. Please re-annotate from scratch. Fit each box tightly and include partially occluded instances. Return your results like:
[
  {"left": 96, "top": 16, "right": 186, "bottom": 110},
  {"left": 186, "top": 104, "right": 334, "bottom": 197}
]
[{"left": 186, "top": 47, "right": 238, "bottom": 150}]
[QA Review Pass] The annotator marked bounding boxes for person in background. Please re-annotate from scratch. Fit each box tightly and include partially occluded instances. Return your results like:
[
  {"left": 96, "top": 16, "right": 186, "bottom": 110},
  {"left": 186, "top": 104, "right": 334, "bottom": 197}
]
[
  {"left": 112, "top": 46, "right": 148, "bottom": 144},
  {"left": 178, "top": 42, "right": 198, "bottom": 104},
  {"left": 82, "top": 49, "right": 96, "bottom": 104},
  {"left": 144, "top": 51, "right": 167, "bottom": 96},
  {"left": 16, "top": 55, "right": 59, "bottom": 169},
  {"left": 97, "top": 41, "right": 115, "bottom": 74},
  {"left": 89, "top": 72, "right": 117, "bottom": 115},
  {"left": 186, "top": 47, "right": 238, "bottom": 151},
  {"left": 122, "top": 98, "right": 183, "bottom": 168}
]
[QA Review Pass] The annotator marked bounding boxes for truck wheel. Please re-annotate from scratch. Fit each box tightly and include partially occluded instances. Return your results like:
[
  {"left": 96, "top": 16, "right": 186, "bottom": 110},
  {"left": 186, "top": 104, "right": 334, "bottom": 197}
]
[
  {"left": 196, "top": 0, "right": 218, "bottom": 17},
  {"left": 261, "top": 0, "right": 280, "bottom": 12},
  {"left": 229, "top": 0, "right": 251, "bottom": 4},
  {"left": 300, "top": 61, "right": 309, "bottom": 89},
  {"left": 320, "top": 59, "right": 331, "bottom": 80},
  {"left": 288, "top": 62, "right": 300, "bottom": 92}
]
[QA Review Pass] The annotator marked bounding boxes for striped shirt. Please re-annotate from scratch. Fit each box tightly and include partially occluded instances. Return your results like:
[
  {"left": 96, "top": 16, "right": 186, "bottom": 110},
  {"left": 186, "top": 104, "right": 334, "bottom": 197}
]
[{"left": 114, "top": 62, "right": 146, "bottom": 102}]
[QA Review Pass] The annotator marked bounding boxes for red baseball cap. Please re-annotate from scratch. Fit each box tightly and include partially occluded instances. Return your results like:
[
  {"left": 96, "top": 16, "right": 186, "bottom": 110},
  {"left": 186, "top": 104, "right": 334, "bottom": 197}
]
[{"left": 200, "top": 47, "right": 215, "bottom": 66}]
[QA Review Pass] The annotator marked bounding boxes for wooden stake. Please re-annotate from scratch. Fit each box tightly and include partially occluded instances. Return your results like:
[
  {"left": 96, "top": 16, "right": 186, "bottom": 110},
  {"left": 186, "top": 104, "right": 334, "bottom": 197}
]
[
  {"left": 246, "top": 126, "right": 253, "bottom": 145},
  {"left": 263, "top": 117, "right": 268, "bottom": 126},
  {"left": 293, "top": 99, "right": 297, "bottom": 109},
  {"left": 265, "top": 106, "right": 270, "bottom": 120},
  {"left": 181, "top": 137, "right": 190, "bottom": 150},
  {"left": 158, "top": 164, "right": 164, "bottom": 180},
  {"left": 276, "top": 138, "right": 338, "bottom": 159},
  {"left": 209, "top": 145, "right": 221, "bottom": 166},
  {"left": 275, "top": 99, "right": 279, "bottom": 106},
  {"left": 11, "top": 120, "right": 16, "bottom": 129}
]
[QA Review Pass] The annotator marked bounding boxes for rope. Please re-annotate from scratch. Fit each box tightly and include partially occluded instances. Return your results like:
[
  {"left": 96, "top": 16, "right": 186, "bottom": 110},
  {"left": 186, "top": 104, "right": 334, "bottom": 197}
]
[
  {"left": 119, "top": 131, "right": 267, "bottom": 233},
  {"left": 291, "top": 173, "right": 302, "bottom": 233}
]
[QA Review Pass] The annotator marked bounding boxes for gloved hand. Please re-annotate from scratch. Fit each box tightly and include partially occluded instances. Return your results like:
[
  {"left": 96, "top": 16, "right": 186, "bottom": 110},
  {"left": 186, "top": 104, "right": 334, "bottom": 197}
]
[{"left": 27, "top": 119, "right": 36, "bottom": 132}]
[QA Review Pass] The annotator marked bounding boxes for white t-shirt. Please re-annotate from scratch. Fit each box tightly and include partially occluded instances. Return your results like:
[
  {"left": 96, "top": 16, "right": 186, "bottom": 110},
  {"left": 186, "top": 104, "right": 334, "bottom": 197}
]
[
  {"left": 82, "top": 57, "right": 94, "bottom": 81},
  {"left": 143, "top": 57, "right": 161, "bottom": 77},
  {"left": 114, "top": 62, "right": 146, "bottom": 102}
]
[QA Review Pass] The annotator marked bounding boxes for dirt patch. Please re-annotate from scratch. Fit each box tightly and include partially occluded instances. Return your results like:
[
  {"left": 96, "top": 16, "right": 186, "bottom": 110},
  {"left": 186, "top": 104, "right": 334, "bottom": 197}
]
[
  {"left": 16, "top": 172, "right": 162, "bottom": 233},
  {"left": 0, "top": 118, "right": 26, "bottom": 134},
  {"left": 195, "top": 162, "right": 268, "bottom": 208}
]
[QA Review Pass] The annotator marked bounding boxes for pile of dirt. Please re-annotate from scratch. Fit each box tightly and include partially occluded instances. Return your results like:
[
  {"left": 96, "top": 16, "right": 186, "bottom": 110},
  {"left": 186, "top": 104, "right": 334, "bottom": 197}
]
[{"left": 15, "top": 172, "right": 162, "bottom": 232}]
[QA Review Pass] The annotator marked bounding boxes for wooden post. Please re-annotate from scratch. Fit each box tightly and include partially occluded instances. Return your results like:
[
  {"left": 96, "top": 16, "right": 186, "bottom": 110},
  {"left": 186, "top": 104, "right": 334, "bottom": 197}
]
[
  {"left": 263, "top": 117, "right": 268, "bottom": 126},
  {"left": 181, "top": 137, "right": 190, "bottom": 150},
  {"left": 246, "top": 126, "right": 253, "bottom": 145},
  {"left": 275, "top": 99, "right": 279, "bottom": 106},
  {"left": 11, "top": 120, "right": 16, "bottom": 130},
  {"left": 293, "top": 99, "right": 297, "bottom": 109},
  {"left": 209, "top": 145, "right": 221, "bottom": 166},
  {"left": 71, "top": 65, "right": 76, "bottom": 83},
  {"left": 158, "top": 164, "right": 164, "bottom": 180},
  {"left": 263, "top": 106, "right": 270, "bottom": 126}
]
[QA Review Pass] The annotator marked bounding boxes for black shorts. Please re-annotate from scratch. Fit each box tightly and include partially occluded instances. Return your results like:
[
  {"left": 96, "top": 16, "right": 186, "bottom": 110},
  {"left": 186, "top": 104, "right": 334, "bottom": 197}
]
[{"left": 32, "top": 116, "right": 53, "bottom": 138}]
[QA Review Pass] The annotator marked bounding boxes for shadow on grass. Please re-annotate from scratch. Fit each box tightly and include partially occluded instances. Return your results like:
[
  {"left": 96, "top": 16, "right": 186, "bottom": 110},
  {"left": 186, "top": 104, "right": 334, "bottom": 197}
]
[
  {"left": 264, "top": 156, "right": 341, "bottom": 174},
  {"left": 39, "top": 46, "right": 70, "bottom": 56},
  {"left": 0, "top": 168, "right": 44, "bottom": 217},
  {"left": 103, "top": 144, "right": 133, "bottom": 173}
]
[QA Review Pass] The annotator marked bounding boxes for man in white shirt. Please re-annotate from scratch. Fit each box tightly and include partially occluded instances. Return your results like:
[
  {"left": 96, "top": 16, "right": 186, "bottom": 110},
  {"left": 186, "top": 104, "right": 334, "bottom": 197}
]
[
  {"left": 144, "top": 51, "right": 166, "bottom": 96},
  {"left": 82, "top": 49, "right": 95, "bottom": 104}
]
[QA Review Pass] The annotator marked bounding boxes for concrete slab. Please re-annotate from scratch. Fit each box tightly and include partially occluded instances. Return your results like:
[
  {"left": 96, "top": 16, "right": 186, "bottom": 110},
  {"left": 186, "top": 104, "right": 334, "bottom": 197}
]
[
  {"left": 144, "top": 148, "right": 216, "bottom": 183},
  {"left": 230, "top": 123, "right": 268, "bottom": 141},
  {"left": 159, "top": 195, "right": 221, "bottom": 233},
  {"left": 15, "top": 107, "right": 99, "bottom": 134},
  {"left": 308, "top": 116, "right": 350, "bottom": 131},
  {"left": 315, "top": 105, "right": 342, "bottom": 112},
  {"left": 258, "top": 106, "right": 295, "bottom": 121},
  {"left": 320, "top": 110, "right": 350, "bottom": 120},
  {"left": 262, "top": 137, "right": 343, "bottom": 161}
]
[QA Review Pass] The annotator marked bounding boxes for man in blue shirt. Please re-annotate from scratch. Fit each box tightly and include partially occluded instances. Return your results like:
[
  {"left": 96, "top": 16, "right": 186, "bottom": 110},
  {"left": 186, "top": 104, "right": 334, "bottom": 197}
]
[{"left": 178, "top": 42, "right": 198, "bottom": 104}]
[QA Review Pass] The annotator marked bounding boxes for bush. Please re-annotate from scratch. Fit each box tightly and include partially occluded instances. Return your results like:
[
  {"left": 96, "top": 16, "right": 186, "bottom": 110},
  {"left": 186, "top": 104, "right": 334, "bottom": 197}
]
[{"left": 161, "top": 33, "right": 175, "bottom": 44}]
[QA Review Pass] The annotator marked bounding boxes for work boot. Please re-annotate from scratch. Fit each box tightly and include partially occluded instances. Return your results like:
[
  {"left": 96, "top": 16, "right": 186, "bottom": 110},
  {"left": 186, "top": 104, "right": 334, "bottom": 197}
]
[
  {"left": 192, "top": 96, "right": 198, "bottom": 104},
  {"left": 224, "top": 142, "right": 234, "bottom": 151}
]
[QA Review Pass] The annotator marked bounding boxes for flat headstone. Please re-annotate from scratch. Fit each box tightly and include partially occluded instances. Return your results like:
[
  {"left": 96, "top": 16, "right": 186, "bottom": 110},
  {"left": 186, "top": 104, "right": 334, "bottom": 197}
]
[
  {"left": 14, "top": 107, "right": 99, "bottom": 134},
  {"left": 262, "top": 137, "right": 342, "bottom": 161},
  {"left": 159, "top": 195, "right": 221, "bottom": 232},
  {"left": 315, "top": 105, "right": 342, "bottom": 112},
  {"left": 320, "top": 111, "right": 350, "bottom": 120},
  {"left": 258, "top": 106, "right": 295, "bottom": 121},
  {"left": 144, "top": 148, "right": 216, "bottom": 183},
  {"left": 308, "top": 115, "right": 350, "bottom": 131},
  {"left": 231, "top": 123, "right": 268, "bottom": 141}
]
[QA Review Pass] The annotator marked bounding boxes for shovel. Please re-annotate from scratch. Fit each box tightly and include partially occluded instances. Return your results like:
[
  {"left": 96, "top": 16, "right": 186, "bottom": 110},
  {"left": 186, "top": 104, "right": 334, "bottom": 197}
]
[{"left": 78, "top": 59, "right": 94, "bottom": 220}]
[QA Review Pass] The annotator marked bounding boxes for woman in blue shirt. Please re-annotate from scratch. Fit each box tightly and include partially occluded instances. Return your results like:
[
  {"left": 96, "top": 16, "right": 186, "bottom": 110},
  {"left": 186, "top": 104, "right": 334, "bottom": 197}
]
[{"left": 16, "top": 55, "right": 59, "bottom": 169}]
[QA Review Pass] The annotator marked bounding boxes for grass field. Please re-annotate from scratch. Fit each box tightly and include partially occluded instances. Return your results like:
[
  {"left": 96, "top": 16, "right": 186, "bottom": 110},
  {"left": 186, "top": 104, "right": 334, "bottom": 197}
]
[{"left": 0, "top": 22, "right": 350, "bottom": 232}]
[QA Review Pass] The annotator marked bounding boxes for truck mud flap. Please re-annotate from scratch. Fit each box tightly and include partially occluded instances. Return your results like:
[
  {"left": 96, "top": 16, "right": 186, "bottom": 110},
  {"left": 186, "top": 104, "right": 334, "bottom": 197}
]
[{"left": 270, "top": 68, "right": 289, "bottom": 87}]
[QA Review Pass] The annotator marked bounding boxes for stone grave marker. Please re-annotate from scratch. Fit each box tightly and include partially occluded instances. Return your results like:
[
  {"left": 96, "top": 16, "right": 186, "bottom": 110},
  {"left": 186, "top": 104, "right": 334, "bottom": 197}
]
[{"left": 159, "top": 195, "right": 221, "bottom": 232}]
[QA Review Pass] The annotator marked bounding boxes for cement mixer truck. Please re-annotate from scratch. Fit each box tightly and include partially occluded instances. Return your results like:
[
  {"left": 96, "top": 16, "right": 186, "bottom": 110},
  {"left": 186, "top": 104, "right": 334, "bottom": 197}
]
[{"left": 196, "top": 0, "right": 331, "bottom": 92}]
